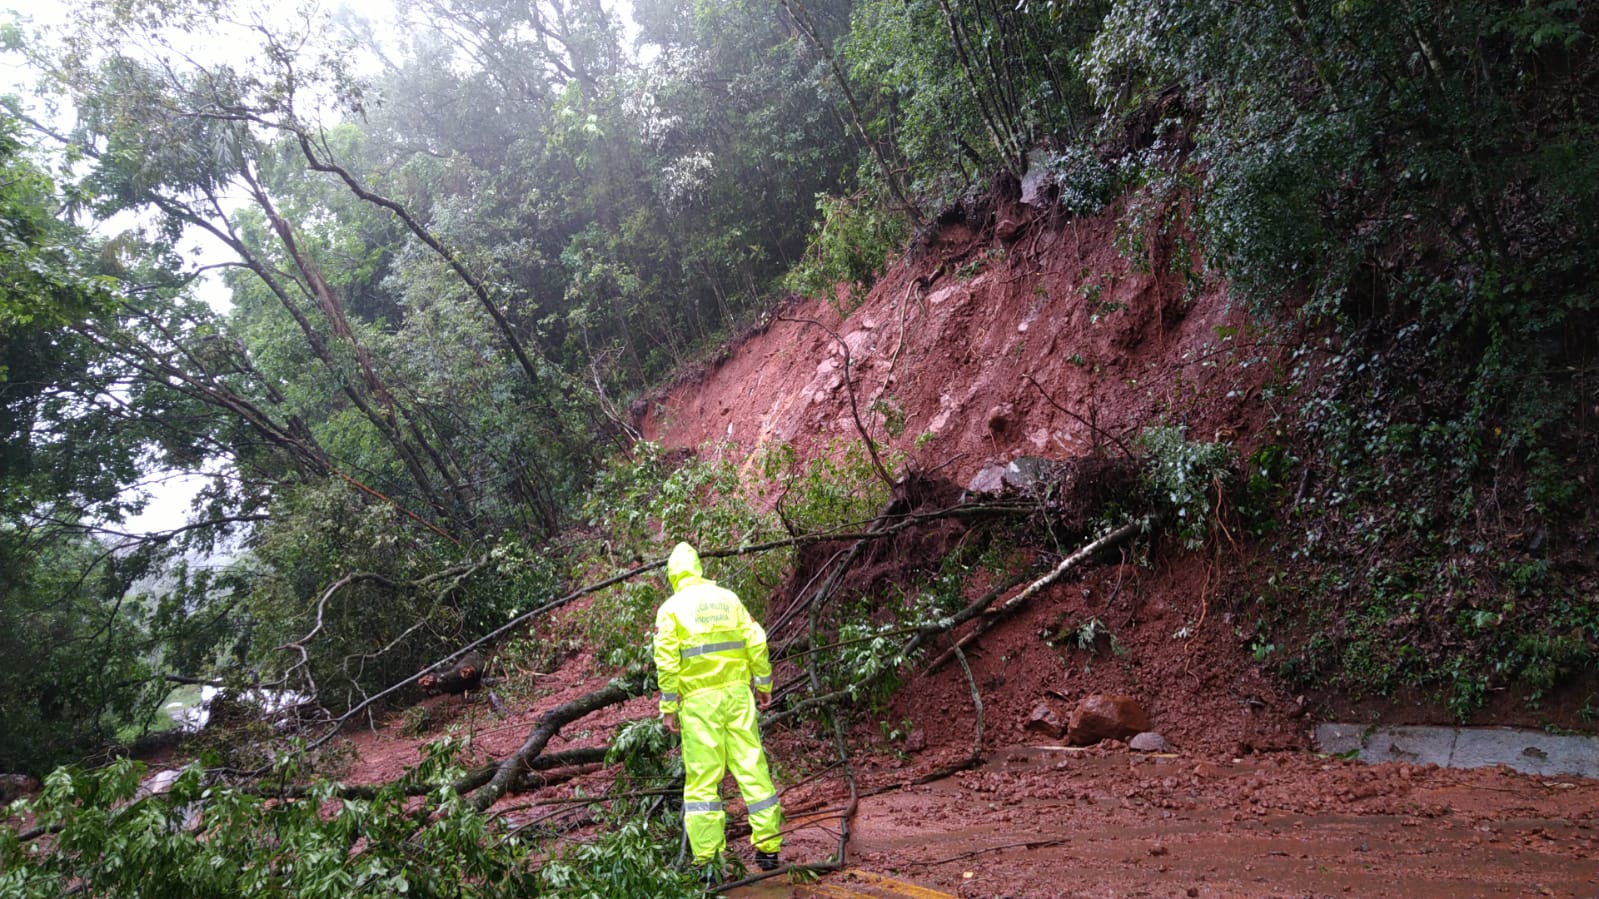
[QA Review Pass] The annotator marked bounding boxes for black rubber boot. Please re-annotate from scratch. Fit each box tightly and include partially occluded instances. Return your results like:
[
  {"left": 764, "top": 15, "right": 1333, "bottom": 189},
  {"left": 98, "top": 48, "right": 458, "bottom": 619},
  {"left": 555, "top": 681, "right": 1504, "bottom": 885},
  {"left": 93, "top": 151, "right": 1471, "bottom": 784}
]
[{"left": 755, "top": 850, "right": 780, "bottom": 871}]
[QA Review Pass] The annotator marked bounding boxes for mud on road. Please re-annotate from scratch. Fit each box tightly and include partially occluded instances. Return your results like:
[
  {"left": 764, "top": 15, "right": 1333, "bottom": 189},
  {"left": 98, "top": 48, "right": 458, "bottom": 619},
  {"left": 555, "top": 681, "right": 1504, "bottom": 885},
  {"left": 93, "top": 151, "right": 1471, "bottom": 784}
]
[{"left": 748, "top": 744, "right": 1599, "bottom": 899}]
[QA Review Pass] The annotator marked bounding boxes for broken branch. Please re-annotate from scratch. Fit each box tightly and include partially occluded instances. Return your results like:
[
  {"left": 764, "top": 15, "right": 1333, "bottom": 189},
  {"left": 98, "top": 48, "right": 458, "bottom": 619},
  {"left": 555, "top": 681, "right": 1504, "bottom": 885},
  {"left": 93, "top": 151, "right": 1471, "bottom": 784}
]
[
  {"left": 468, "top": 673, "right": 647, "bottom": 812},
  {"left": 926, "top": 518, "right": 1145, "bottom": 672}
]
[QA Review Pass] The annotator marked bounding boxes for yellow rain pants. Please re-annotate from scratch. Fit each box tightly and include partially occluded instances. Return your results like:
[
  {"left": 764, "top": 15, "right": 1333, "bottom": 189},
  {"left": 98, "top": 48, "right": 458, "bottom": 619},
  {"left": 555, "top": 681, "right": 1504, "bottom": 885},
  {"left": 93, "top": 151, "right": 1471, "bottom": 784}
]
[{"left": 679, "top": 680, "right": 783, "bottom": 861}]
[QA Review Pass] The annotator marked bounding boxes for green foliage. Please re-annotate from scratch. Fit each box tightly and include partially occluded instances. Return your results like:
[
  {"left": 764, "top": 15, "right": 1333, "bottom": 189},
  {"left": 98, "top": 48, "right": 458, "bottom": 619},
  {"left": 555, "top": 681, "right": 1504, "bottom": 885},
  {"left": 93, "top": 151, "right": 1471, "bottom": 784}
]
[
  {"left": 605, "top": 717, "right": 682, "bottom": 819},
  {"left": 1089, "top": 0, "right": 1599, "bottom": 523},
  {"left": 230, "top": 479, "right": 571, "bottom": 716},
  {"left": 577, "top": 435, "right": 894, "bottom": 670},
  {"left": 1036, "top": 145, "right": 1122, "bottom": 217},
  {"left": 1266, "top": 548, "right": 1599, "bottom": 721},
  {"left": 783, "top": 191, "right": 909, "bottom": 313},
  {"left": 589, "top": 580, "right": 666, "bottom": 671},
  {"left": 815, "top": 539, "right": 1016, "bottom": 720},
  {"left": 400, "top": 705, "right": 434, "bottom": 737},
  {"left": 582, "top": 441, "right": 775, "bottom": 567},
  {"left": 0, "top": 120, "right": 114, "bottom": 335},
  {"left": 759, "top": 439, "right": 896, "bottom": 538},
  {"left": 538, "top": 820, "right": 702, "bottom": 898},
  {"left": 0, "top": 737, "right": 699, "bottom": 896},
  {"left": 1044, "top": 615, "right": 1123, "bottom": 657},
  {"left": 1240, "top": 443, "right": 1295, "bottom": 535},
  {"left": 841, "top": 0, "right": 1109, "bottom": 197},
  {"left": 0, "top": 745, "right": 541, "bottom": 898},
  {"left": 578, "top": 441, "right": 788, "bottom": 655},
  {"left": 0, "top": 115, "right": 131, "bottom": 521},
  {"left": 0, "top": 527, "right": 160, "bottom": 774},
  {"left": 827, "top": 616, "right": 912, "bottom": 709},
  {"left": 1137, "top": 425, "right": 1234, "bottom": 549},
  {"left": 869, "top": 396, "right": 907, "bottom": 439},
  {"left": 1509, "top": 633, "right": 1593, "bottom": 704}
]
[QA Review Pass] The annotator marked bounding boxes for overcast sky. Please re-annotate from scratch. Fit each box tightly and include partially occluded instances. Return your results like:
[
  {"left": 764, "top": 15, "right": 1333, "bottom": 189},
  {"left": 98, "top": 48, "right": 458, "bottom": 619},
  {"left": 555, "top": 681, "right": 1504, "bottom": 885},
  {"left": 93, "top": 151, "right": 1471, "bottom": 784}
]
[{"left": 2, "top": 0, "right": 240, "bottom": 536}]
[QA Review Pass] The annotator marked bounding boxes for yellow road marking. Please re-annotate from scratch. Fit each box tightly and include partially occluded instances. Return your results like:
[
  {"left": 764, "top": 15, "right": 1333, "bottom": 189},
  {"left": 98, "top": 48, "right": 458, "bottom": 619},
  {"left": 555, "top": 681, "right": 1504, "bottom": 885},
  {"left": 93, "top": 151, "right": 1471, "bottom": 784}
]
[{"left": 798, "top": 869, "right": 957, "bottom": 898}]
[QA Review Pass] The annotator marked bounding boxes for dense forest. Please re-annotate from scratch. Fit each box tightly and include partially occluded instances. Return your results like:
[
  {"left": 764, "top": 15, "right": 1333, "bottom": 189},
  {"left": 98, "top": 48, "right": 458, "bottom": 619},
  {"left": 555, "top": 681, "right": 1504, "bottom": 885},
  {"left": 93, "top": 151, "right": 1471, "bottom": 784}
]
[{"left": 1, "top": 0, "right": 1595, "bottom": 894}]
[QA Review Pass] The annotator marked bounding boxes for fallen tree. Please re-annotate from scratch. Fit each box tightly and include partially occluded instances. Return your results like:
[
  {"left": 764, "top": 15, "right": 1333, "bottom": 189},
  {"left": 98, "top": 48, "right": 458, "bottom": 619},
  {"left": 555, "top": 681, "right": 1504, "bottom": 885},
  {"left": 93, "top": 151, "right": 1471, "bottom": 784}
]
[{"left": 53, "top": 452, "right": 1173, "bottom": 899}]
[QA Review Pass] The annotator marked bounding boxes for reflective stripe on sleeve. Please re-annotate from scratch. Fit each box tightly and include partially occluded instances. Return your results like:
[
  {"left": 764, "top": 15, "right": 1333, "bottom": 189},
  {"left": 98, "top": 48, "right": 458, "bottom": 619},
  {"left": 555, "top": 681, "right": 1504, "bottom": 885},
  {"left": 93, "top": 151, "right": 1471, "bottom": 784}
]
[
  {"left": 681, "top": 640, "right": 745, "bottom": 659},
  {"left": 660, "top": 692, "right": 678, "bottom": 702},
  {"left": 752, "top": 674, "right": 772, "bottom": 687},
  {"left": 746, "top": 793, "right": 780, "bottom": 815},
  {"left": 683, "top": 800, "right": 724, "bottom": 813}
]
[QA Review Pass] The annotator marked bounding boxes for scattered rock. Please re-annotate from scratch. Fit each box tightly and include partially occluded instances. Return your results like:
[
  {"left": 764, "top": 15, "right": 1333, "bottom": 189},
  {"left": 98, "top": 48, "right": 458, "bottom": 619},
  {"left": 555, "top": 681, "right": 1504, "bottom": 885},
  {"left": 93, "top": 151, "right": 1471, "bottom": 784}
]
[
  {"left": 1025, "top": 703, "right": 1066, "bottom": 739},
  {"left": 905, "top": 729, "right": 927, "bottom": 753},
  {"left": 0, "top": 773, "right": 41, "bottom": 804},
  {"left": 966, "top": 464, "right": 1009, "bottom": 495},
  {"left": 965, "top": 456, "right": 1058, "bottom": 496},
  {"left": 137, "top": 768, "right": 182, "bottom": 799},
  {"left": 1130, "top": 732, "right": 1172, "bottom": 753},
  {"left": 1020, "top": 157, "right": 1052, "bottom": 208},
  {"left": 1002, "top": 456, "right": 1055, "bottom": 491},
  {"left": 1067, "top": 694, "right": 1150, "bottom": 746}
]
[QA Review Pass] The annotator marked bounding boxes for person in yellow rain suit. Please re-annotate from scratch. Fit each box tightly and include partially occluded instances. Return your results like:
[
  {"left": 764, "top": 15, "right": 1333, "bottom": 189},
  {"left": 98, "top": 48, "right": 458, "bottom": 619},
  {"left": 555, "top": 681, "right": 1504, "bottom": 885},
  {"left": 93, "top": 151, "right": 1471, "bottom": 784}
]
[{"left": 654, "top": 542, "right": 783, "bottom": 874}]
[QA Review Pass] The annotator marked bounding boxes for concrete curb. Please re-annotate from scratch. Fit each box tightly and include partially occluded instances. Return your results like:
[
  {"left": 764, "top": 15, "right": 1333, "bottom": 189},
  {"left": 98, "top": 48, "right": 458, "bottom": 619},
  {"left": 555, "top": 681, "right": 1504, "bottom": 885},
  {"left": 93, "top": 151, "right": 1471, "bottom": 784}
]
[{"left": 1314, "top": 723, "right": 1599, "bottom": 778}]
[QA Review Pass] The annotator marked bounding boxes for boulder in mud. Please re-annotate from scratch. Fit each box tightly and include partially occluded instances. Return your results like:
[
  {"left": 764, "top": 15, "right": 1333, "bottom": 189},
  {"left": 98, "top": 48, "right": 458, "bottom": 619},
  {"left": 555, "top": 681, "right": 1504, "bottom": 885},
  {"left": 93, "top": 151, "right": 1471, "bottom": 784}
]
[
  {"left": 966, "top": 464, "right": 1009, "bottom": 495},
  {"left": 1067, "top": 694, "right": 1150, "bottom": 746},
  {"left": 965, "top": 456, "right": 1058, "bottom": 497}
]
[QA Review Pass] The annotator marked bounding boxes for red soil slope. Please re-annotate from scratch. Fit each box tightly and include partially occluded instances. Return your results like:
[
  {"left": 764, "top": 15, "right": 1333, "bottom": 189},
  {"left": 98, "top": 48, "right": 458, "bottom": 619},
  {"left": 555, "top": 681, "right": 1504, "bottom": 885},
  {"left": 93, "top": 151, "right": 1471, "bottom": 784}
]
[
  {"left": 640, "top": 198, "right": 1301, "bottom": 758},
  {"left": 338, "top": 197, "right": 1598, "bottom": 897}
]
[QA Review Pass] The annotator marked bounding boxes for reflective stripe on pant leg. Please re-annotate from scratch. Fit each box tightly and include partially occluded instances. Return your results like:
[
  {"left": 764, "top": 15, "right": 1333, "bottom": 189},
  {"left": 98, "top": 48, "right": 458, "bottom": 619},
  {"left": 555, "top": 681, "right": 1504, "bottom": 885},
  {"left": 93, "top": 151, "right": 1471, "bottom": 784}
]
[
  {"left": 721, "top": 684, "right": 783, "bottom": 853},
  {"left": 679, "top": 691, "right": 728, "bottom": 862}
]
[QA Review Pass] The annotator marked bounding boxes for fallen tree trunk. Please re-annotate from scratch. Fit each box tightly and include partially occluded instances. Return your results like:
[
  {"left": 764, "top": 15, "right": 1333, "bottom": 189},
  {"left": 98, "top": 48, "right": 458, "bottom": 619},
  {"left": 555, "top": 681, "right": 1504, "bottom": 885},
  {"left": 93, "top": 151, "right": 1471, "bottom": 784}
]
[
  {"left": 469, "top": 673, "right": 647, "bottom": 812},
  {"left": 299, "top": 496, "right": 1028, "bottom": 757},
  {"left": 260, "top": 747, "right": 610, "bottom": 801}
]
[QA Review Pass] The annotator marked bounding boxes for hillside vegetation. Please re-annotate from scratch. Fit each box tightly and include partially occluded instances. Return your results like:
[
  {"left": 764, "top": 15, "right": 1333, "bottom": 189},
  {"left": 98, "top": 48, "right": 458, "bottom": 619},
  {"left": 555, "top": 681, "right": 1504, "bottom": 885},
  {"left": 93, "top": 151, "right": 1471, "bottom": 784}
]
[{"left": 1, "top": 0, "right": 1596, "bottom": 894}]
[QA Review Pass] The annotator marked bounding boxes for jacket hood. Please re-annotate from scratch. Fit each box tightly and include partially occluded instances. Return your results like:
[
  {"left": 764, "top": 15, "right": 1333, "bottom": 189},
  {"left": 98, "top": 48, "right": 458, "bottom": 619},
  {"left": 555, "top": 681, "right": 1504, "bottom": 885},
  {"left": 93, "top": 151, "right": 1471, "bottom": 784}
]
[{"left": 666, "top": 542, "right": 704, "bottom": 590}]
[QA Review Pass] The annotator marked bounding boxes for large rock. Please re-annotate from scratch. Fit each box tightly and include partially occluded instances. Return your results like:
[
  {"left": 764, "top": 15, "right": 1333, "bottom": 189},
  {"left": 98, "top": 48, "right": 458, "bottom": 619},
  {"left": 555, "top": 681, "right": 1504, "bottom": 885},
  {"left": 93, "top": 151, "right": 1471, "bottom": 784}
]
[
  {"left": 964, "top": 456, "right": 1058, "bottom": 497},
  {"left": 1067, "top": 694, "right": 1151, "bottom": 746},
  {"left": 966, "top": 464, "right": 1009, "bottom": 495}
]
